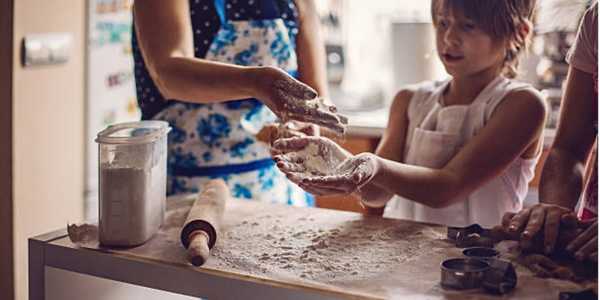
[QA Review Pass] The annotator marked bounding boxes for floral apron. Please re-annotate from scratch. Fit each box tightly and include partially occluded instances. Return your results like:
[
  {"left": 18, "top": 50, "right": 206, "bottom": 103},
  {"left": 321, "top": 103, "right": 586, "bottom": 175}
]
[{"left": 154, "top": 0, "right": 313, "bottom": 206}]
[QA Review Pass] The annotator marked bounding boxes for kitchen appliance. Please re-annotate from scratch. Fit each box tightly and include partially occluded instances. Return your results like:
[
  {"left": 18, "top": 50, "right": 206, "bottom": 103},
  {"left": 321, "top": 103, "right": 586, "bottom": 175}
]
[{"left": 391, "top": 20, "right": 447, "bottom": 90}]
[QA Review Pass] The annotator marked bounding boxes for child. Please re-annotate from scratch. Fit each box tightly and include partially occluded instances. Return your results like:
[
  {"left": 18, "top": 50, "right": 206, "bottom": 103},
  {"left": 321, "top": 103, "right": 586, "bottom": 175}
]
[{"left": 273, "top": 0, "right": 547, "bottom": 228}]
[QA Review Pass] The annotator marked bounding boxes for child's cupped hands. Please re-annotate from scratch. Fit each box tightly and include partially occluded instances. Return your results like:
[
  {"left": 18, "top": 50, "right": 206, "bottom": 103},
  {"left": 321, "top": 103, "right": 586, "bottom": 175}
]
[{"left": 271, "top": 136, "right": 379, "bottom": 196}]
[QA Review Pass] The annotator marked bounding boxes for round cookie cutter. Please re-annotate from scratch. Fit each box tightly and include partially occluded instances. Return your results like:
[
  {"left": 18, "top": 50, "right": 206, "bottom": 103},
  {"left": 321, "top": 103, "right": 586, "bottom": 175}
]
[
  {"left": 440, "top": 258, "right": 490, "bottom": 290},
  {"left": 463, "top": 247, "right": 500, "bottom": 261}
]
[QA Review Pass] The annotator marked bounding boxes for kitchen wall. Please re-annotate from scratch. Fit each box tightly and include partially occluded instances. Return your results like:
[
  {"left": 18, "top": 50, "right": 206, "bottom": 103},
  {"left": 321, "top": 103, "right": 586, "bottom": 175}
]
[
  {"left": 1, "top": 0, "right": 14, "bottom": 299},
  {"left": 11, "top": 1, "right": 86, "bottom": 299}
]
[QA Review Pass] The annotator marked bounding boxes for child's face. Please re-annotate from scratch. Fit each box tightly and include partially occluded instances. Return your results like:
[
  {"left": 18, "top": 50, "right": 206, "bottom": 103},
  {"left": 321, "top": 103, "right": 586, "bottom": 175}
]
[{"left": 434, "top": 9, "right": 506, "bottom": 78}]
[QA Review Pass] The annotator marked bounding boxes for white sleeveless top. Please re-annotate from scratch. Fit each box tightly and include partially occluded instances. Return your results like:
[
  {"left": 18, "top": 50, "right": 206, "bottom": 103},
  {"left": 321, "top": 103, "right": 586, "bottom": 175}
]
[{"left": 384, "top": 76, "right": 542, "bottom": 228}]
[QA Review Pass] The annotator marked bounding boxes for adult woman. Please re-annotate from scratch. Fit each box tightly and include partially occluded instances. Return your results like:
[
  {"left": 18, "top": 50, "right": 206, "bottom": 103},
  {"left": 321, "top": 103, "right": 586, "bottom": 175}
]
[{"left": 132, "top": 0, "right": 344, "bottom": 205}]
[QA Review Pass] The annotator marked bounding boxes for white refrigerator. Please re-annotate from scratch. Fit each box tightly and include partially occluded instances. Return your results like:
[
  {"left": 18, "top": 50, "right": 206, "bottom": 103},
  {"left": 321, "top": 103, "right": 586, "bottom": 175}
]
[{"left": 85, "top": 0, "right": 140, "bottom": 220}]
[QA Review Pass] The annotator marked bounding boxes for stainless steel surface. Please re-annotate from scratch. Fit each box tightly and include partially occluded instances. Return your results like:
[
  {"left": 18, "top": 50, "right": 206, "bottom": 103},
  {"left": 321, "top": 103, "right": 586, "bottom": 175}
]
[{"left": 440, "top": 258, "right": 490, "bottom": 290}]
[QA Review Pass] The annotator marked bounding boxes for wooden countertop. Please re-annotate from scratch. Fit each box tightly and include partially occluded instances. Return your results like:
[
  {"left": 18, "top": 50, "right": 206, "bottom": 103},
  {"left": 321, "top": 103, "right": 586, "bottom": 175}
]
[{"left": 43, "top": 195, "right": 589, "bottom": 299}]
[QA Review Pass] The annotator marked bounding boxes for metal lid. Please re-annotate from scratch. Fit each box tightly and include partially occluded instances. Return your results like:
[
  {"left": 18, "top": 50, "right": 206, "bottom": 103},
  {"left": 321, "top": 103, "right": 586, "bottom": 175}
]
[{"left": 96, "top": 121, "right": 170, "bottom": 145}]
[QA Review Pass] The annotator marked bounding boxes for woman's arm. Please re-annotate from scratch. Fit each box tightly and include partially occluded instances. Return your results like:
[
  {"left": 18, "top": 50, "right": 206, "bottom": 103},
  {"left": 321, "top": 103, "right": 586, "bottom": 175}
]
[
  {"left": 369, "top": 89, "right": 547, "bottom": 208},
  {"left": 134, "top": 0, "right": 348, "bottom": 130},
  {"left": 294, "top": 0, "right": 328, "bottom": 96},
  {"left": 134, "top": 0, "right": 263, "bottom": 103}
]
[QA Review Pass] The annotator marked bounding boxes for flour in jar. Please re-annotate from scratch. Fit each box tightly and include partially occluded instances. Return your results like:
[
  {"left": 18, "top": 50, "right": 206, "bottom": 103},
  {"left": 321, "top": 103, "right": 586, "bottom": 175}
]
[{"left": 99, "top": 163, "right": 165, "bottom": 246}]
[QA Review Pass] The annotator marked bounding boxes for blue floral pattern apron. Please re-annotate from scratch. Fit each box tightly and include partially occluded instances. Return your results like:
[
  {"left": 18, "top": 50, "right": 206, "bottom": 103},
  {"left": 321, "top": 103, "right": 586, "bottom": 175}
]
[{"left": 153, "top": 0, "right": 313, "bottom": 206}]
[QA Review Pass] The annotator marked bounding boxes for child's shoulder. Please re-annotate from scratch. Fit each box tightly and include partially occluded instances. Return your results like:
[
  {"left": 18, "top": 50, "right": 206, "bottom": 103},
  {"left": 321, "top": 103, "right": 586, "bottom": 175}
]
[
  {"left": 500, "top": 79, "right": 546, "bottom": 108},
  {"left": 491, "top": 80, "right": 547, "bottom": 120},
  {"left": 504, "top": 88, "right": 547, "bottom": 114}
]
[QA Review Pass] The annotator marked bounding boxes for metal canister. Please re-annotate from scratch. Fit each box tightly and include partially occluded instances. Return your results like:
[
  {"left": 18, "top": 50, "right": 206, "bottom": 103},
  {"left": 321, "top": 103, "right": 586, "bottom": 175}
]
[{"left": 441, "top": 258, "right": 490, "bottom": 290}]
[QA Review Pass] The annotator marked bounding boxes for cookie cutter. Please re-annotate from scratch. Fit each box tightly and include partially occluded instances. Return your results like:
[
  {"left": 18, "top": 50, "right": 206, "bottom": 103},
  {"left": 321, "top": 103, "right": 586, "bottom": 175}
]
[
  {"left": 447, "top": 224, "right": 494, "bottom": 248},
  {"left": 440, "top": 258, "right": 490, "bottom": 290},
  {"left": 559, "top": 289, "right": 597, "bottom": 300},
  {"left": 441, "top": 248, "right": 518, "bottom": 294},
  {"left": 481, "top": 258, "right": 517, "bottom": 295},
  {"left": 463, "top": 247, "right": 499, "bottom": 261}
]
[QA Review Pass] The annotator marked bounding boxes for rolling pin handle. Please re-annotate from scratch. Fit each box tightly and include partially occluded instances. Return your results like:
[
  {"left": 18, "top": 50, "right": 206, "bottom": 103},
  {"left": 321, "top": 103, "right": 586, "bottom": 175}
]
[{"left": 187, "top": 230, "right": 211, "bottom": 267}]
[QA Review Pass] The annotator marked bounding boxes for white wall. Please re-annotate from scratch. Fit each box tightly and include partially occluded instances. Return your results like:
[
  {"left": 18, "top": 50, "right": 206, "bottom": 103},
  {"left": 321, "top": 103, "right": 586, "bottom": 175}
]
[{"left": 12, "top": 1, "right": 86, "bottom": 299}]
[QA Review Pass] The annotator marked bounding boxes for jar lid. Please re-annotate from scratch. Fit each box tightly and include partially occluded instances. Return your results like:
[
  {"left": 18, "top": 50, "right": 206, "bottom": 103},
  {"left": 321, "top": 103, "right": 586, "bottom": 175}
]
[{"left": 95, "top": 121, "right": 171, "bottom": 145}]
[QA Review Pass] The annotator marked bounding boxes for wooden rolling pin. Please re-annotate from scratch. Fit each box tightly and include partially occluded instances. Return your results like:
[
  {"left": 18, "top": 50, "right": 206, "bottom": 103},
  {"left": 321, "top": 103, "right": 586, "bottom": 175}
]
[{"left": 180, "top": 179, "right": 228, "bottom": 266}]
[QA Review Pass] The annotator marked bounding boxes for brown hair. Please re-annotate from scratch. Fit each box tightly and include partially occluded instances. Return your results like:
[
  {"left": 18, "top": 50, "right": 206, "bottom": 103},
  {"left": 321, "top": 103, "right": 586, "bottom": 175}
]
[{"left": 431, "top": 0, "right": 537, "bottom": 78}]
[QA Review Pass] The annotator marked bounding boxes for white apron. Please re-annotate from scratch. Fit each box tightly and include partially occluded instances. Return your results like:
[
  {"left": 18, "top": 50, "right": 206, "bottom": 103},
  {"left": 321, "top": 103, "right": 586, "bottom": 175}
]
[{"left": 385, "top": 76, "right": 541, "bottom": 228}]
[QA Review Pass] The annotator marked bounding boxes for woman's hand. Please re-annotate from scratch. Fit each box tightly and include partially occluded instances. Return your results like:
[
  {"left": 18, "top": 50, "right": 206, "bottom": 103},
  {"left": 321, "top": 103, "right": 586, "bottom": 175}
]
[
  {"left": 250, "top": 67, "right": 346, "bottom": 134},
  {"left": 255, "top": 121, "right": 319, "bottom": 145}
]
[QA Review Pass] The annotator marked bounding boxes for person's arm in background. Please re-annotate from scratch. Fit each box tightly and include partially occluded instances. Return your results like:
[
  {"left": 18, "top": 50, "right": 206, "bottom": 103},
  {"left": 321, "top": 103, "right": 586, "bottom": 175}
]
[
  {"left": 540, "top": 66, "right": 596, "bottom": 209},
  {"left": 504, "top": 3, "right": 598, "bottom": 256},
  {"left": 134, "top": 0, "right": 343, "bottom": 130},
  {"left": 506, "top": 66, "right": 597, "bottom": 254}
]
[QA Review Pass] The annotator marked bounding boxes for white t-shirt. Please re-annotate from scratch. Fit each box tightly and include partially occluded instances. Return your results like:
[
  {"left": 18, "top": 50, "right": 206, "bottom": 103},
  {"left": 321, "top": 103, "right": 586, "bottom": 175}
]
[{"left": 566, "top": 2, "right": 598, "bottom": 77}]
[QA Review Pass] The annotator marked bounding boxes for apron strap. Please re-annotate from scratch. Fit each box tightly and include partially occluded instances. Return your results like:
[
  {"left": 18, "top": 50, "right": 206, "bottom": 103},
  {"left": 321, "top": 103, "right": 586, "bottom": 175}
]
[{"left": 214, "top": 0, "right": 227, "bottom": 25}]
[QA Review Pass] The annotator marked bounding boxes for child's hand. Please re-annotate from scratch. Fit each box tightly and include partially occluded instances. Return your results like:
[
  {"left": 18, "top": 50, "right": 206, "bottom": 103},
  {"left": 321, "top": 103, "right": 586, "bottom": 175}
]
[
  {"left": 271, "top": 137, "right": 350, "bottom": 193},
  {"left": 301, "top": 153, "right": 379, "bottom": 195},
  {"left": 272, "top": 136, "right": 349, "bottom": 168}
]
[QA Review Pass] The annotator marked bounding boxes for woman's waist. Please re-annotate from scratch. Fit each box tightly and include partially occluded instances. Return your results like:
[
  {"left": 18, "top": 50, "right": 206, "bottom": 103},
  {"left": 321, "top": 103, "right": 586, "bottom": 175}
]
[{"left": 170, "top": 156, "right": 276, "bottom": 177}]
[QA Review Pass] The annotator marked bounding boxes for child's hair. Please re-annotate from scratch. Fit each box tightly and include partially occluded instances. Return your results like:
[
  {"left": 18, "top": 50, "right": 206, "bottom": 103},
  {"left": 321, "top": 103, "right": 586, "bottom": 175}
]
[{"left": 431, "top": 0, "right": 537, "bottom": 78}]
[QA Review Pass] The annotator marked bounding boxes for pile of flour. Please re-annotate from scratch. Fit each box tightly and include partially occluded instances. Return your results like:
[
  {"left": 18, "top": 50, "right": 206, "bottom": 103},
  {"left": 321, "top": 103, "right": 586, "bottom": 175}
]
[
  {"left": 283, "top": 142, "right": 343, "bottom": 177},
  {"left": 210, "top": 210, "right": 447, "bottom": 284}
]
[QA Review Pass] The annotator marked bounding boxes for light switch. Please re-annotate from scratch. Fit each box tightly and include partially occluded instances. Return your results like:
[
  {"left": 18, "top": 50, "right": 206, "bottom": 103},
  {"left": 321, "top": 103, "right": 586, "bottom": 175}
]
[{"left": 23, "top": 33, "right": 72, "bottom": 67}]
